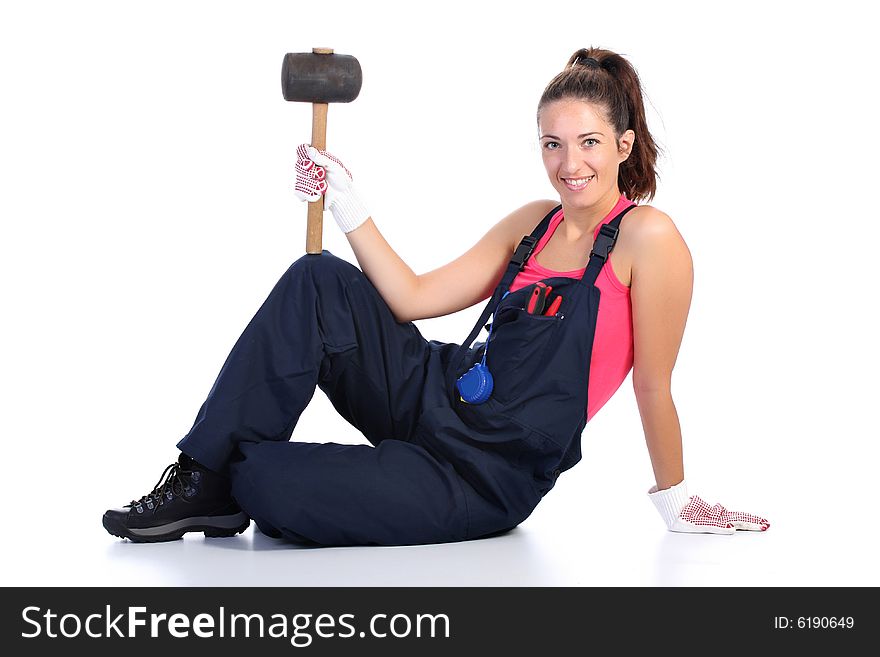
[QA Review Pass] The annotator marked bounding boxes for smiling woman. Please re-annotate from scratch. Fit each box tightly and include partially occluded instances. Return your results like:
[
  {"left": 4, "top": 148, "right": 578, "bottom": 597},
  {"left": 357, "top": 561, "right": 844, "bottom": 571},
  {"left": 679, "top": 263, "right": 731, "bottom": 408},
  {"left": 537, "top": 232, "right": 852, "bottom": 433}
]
[
  {"left": 538, "top": 101, "right": 636, "bottom": 227},
  {"left": 103, "top": 46, "right": 769, "bottom": 547}
]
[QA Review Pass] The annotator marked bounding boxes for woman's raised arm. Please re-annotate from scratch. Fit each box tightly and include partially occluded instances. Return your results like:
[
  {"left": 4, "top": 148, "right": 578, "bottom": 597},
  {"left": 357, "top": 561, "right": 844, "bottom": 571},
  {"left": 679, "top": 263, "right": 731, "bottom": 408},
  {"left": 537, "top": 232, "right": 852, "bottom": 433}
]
[{"left": 347, "top": 200, "right": 557, "bottom": 323}]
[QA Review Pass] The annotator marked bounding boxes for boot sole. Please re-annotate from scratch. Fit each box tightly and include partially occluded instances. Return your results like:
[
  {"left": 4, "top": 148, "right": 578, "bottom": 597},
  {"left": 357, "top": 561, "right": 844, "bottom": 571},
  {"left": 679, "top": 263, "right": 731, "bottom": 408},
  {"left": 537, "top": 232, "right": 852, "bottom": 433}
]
[{"left": 103, "top": 512, "right": 250, "bottom": 543}]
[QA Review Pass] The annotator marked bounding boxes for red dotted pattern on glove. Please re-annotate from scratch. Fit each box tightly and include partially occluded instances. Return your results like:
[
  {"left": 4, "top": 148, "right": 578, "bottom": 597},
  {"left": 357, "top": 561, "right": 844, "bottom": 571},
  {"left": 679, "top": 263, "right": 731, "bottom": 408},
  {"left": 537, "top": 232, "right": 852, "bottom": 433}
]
[
  {"left": 680, "top": 495, "right": 770, "bottom": 531},
  {"left": 294, "top": 144, "right": 328, "bottom": 198}
]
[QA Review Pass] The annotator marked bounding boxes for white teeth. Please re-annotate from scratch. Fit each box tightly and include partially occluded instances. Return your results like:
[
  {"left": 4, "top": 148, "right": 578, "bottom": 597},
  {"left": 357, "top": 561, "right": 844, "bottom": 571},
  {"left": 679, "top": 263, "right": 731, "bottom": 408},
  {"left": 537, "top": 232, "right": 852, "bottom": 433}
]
[{"left": 564, "top": 176, "right": 594, "bottom": 187}]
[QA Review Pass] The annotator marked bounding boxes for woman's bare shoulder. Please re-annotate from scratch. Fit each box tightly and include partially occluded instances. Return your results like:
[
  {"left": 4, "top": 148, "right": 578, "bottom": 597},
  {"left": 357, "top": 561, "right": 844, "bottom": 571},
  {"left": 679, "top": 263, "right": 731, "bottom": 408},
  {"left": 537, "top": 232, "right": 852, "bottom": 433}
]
[
  {"left": 626, "top": 204, "right": 692, "bottom": 269},
  {"left": 626, "top": 204, "right": 682, "bottom": 237}
]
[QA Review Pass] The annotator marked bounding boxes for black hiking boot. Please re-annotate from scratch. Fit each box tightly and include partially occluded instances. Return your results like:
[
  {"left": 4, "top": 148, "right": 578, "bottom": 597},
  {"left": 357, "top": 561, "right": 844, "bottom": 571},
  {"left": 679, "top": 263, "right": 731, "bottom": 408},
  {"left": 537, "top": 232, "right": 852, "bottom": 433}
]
[{"left": 103, "top": 453, "right": 250, "bottom": 542}]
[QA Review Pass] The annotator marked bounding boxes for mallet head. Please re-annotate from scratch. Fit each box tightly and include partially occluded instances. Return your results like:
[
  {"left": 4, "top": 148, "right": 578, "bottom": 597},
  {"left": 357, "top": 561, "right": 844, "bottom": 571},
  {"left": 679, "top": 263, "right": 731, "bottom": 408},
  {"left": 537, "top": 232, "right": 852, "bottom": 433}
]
[{"left": 281, "top": 50, "right": 362, "bottom": 103}]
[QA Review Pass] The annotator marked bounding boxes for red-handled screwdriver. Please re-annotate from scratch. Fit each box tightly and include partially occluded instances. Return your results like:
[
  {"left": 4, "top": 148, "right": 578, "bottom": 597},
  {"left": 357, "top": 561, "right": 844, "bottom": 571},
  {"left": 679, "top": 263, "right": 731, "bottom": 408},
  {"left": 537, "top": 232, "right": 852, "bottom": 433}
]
[{"left": 526, "top": 282, "right": 552, "bottom": 314}]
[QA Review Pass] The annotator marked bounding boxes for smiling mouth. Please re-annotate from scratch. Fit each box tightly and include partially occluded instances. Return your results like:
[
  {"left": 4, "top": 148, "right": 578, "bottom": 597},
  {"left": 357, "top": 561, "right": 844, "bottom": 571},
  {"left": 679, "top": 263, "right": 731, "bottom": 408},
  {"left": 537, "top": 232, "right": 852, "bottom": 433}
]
[{"left": 561, "top": 176, "right": 594, "bottom": 191}]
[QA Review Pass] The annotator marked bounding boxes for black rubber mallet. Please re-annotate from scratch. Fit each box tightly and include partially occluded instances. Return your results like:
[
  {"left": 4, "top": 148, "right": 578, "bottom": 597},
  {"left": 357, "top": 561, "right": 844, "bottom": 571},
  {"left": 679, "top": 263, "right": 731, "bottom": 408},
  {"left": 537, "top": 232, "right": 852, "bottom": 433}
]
[{"left": 282, "top": 48, "right": 362, "bottom": 254}]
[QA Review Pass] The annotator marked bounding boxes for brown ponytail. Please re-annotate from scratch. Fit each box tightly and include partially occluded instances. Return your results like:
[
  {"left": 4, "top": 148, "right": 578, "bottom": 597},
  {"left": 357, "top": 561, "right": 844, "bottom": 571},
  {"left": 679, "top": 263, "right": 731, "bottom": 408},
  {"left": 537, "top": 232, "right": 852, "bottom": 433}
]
[{"left": 538, "top": 48, "right": 662, "bottom": 203}]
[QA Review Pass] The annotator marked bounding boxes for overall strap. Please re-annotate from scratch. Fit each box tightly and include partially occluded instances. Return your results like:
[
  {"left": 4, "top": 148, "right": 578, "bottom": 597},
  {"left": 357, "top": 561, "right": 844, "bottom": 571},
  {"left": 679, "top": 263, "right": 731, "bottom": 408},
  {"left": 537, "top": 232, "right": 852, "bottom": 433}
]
[
  {"left": 580, "top": 204, "right": 639, "bottom": 287},
  {"left": 445, "top": 205, "right": 560, "bottom": 403},
  {"left": 497, "top": 204, "right": 559, "bottom": 292}
]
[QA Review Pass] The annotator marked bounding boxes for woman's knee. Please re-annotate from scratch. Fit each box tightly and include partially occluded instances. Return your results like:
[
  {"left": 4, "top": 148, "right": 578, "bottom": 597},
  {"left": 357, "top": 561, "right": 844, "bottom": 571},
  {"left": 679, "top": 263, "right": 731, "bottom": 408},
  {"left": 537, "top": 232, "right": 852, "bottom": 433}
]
[{"left": 286, "top": 250, "right": 362, "bottom": 287}]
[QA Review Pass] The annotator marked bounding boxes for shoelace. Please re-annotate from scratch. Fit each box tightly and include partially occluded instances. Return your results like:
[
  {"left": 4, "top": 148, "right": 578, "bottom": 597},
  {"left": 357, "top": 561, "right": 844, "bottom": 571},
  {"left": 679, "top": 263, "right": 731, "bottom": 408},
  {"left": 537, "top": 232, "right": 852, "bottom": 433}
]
[{"left": 129, "top": 462, "right": 195, "bottom": 512}]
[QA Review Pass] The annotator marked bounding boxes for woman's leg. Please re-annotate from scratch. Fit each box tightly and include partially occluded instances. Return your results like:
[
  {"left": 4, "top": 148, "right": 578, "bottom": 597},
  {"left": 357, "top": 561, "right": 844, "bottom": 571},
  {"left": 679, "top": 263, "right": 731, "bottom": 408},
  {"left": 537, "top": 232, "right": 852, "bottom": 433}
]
[
  {"left": 229, "top": 437, "right": 469, "bottom": 546},
  {"left": 105, "top": 251, "right": 450, "bottom": 543},
  {"left": 190, "top": 252, "right": 471, "bottom": 546},
  {"left": 195, "top": 252, "right": 467, "bottom": 545},
  {"left": 177, "top": 251, "right": 432, "bottom": 471}
]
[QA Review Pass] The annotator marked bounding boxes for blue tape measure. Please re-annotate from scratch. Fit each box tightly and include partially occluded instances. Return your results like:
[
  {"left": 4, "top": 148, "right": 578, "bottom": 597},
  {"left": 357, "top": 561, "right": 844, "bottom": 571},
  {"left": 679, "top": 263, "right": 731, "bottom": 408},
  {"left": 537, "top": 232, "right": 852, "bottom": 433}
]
[{"left": 456, "top": 292, "right": 508, "bottom": 404}]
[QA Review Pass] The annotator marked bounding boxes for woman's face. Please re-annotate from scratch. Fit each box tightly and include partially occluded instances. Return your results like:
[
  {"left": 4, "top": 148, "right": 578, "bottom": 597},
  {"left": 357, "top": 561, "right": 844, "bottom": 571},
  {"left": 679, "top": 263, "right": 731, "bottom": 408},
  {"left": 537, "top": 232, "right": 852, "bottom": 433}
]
[{"left": 538, "top": 99, "right": 634, "bottom": 209}]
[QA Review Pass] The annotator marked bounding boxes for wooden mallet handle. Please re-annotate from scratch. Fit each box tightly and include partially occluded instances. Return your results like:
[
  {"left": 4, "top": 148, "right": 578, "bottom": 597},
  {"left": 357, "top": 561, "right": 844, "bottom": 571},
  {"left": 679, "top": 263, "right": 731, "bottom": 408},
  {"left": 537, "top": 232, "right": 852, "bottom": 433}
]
[{"left": 305, "top": 47, "right": 333, "bottom": 254}]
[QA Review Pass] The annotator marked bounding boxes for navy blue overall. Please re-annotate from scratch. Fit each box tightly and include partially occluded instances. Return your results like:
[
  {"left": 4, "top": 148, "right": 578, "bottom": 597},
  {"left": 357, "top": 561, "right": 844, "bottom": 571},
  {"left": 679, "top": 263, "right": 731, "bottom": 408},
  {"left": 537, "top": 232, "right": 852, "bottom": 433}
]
[{"left": 177, "top": 203, "right": 637, "bottom": 546}]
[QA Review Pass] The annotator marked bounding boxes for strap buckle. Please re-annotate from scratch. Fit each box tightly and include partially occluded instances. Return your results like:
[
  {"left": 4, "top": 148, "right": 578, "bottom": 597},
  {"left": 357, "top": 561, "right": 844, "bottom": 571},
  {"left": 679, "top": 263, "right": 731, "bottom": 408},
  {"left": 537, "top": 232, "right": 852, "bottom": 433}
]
[
  {"left": 589, "top": 224, "right": 619, "bottom": 263},
  {"left": 510, "top": 235, "right": 538, "bottom": 269}
]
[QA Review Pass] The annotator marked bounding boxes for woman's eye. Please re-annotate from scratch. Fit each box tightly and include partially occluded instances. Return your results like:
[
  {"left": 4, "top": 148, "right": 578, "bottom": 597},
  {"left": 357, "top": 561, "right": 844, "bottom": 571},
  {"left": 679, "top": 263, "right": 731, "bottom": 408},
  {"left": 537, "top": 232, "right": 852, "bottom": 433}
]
[
  {"left": 543, "top": 142, "right": 560, "bottom": 150},
  {"left": 583, "top": 138, "right": 598, "bottom": 147}
]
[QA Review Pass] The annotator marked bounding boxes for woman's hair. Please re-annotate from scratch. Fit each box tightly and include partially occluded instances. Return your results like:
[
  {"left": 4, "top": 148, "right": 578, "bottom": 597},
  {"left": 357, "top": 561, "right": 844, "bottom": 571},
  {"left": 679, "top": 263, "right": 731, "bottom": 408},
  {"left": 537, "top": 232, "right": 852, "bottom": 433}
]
[{"left": 538, "top": 48, "right": 661, "bottom": 203}]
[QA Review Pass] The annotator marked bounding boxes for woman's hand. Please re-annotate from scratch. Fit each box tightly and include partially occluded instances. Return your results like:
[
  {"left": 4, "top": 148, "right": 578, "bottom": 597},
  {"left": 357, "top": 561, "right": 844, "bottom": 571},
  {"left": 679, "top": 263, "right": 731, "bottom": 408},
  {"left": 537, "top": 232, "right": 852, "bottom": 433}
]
[
  {"left": 293, "top": 143, "right": 328, "bottom": 202},
  {"left": 293, "top": 144, "right": 370, "bottom": 234},
  {"left": 648, "top": 480, "right": 770, "bottom": 535}
]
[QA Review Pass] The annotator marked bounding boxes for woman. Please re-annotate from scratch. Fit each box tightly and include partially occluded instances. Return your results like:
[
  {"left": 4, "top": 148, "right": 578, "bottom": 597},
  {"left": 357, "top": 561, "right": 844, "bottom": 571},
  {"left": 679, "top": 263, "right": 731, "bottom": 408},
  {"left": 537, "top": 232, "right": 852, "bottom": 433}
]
[{"left": 103, "top": 48, "right": 769, "bottom": 545}]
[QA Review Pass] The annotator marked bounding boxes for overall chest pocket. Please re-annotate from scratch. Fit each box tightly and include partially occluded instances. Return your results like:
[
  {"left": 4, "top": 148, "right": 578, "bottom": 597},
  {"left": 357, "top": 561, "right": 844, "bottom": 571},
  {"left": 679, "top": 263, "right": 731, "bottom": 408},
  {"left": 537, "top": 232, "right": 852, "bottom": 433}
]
[{"left": 483, "top": 305, "right": 563, "bottom": 405}]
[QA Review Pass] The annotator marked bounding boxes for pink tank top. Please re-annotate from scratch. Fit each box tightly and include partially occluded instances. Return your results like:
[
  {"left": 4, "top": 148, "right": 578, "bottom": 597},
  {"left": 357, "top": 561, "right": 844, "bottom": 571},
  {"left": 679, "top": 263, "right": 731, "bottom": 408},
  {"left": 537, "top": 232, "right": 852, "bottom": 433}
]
[{"left": 509, "top": 193, "right": 636, "bottom": 422}]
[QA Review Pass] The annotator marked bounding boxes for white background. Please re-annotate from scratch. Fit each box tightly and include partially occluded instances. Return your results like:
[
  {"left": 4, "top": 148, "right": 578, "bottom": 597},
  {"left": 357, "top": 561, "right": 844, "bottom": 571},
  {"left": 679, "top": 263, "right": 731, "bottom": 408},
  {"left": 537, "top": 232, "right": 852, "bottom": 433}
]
[{"left": 1, "top": 0, "right": 877, "bottom": 586}]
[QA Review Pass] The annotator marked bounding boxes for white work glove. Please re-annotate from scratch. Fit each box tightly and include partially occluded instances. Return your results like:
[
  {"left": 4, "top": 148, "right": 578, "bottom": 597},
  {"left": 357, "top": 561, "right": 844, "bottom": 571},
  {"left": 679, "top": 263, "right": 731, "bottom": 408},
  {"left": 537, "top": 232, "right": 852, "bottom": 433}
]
[
  {"left": 648, "top": 480, "right": 770, "bottom": 535},
  {"left": 294, "top": 144, "right": 370, "bottom": 234},
  {"left": 293, "top": 143, "right": 328, "bottom": 202}
]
